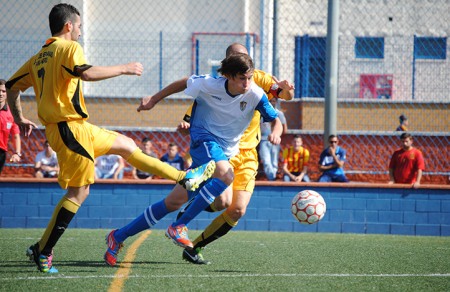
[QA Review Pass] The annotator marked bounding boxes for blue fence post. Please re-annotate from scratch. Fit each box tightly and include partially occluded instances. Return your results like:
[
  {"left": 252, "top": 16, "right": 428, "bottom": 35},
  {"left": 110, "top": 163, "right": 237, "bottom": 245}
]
[
  {"left": 195, "top": 39, "right": 200, "bottom": 76},
  {"left": 159, "top": 31, "right": 163, "bottom": 91},
  {"left": 412, "top": 35, "right": 416, "bottom": 100}
]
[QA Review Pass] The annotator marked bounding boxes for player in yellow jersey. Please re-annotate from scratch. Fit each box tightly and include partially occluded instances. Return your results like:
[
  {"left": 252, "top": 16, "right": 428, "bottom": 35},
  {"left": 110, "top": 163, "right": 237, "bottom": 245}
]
[
  {"left": 102, "top": 43, "right": 293, "bottom": 266},
  {"left": 6, "top": 3, "right": 214, "bottom": 274}
]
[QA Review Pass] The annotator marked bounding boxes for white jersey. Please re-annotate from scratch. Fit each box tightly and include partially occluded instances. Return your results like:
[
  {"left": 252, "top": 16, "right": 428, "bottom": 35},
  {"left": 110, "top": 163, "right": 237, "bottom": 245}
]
[
  {"left": 35, "top": 151, "right": 58, "bottom": 166},
  {"left": 186, "top": 74, "right": 278, "bottom": 157},
  {"left": 95, "top": 155, "right": 121, "bottom": 177},
  {"left": 35, "top": 151, "right": 58, "bottom": 176}
]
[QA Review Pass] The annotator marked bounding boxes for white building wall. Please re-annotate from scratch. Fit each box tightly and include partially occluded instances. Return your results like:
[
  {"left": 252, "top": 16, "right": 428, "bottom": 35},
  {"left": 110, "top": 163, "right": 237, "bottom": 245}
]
[{"left": 1, "top": 0, "right": 448, "bottom": 100}]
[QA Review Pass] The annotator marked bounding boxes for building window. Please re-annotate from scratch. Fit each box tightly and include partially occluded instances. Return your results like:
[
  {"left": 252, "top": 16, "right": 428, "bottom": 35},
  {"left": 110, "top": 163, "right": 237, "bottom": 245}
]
[
  {"left": 355, "top": 37, "right": 384, "bottom": 59},
  {"left": 414, "top": 36, "right": 447, "bottom": 60}
]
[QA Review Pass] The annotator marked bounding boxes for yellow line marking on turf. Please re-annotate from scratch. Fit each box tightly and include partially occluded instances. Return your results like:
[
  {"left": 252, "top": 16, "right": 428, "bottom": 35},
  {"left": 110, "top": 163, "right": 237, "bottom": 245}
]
[{"left": 108, "top": 230, "right": 152, "bottom": 292}]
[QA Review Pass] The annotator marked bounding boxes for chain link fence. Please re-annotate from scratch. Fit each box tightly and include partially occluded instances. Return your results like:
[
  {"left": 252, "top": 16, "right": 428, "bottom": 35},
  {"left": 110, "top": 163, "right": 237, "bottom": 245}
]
[{"left": 1, "top": 0, "right": 448, "bottom": 183}]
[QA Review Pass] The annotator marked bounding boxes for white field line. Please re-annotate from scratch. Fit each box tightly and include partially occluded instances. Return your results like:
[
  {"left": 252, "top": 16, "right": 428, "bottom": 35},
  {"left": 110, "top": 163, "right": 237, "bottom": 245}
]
[{"left": 1, "top": 273, "right": 449, "bottom": 281}]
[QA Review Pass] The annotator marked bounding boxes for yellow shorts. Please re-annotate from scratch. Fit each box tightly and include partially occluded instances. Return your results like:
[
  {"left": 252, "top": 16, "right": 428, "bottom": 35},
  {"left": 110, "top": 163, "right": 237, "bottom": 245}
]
[
  {"left": 45, "top": 120, "right": 118, "bottom": 189},
  {"left": 229, "top": 148, "right": 258, "bottom": 193}
]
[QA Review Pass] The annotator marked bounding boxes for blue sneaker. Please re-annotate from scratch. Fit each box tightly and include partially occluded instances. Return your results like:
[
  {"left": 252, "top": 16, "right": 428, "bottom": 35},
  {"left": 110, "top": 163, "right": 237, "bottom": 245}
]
[
  {"left": 26, "top": 243, "right": 58, "bottom": 273},
  {"left": 180, "top": 160, "right": 215, "bottom": 191}
]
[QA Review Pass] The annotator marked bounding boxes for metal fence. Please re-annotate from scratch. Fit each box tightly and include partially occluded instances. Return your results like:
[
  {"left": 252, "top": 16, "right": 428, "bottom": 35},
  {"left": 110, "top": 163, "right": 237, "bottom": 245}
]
[{"left": 1, "top": 0, "right": 449, "bottom": 182}]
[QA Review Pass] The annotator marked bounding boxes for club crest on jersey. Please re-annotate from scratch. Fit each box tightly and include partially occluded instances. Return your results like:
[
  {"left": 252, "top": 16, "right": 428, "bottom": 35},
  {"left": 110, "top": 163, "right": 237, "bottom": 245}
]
[{"left": 240, "top": 101, "right": 247, "bottom": 111}]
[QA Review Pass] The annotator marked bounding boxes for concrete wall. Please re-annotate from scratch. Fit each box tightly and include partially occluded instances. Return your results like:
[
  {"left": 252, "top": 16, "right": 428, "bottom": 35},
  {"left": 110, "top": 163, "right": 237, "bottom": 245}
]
[{"left": 1, "top": 179, "right": 449, "bottom": 236}]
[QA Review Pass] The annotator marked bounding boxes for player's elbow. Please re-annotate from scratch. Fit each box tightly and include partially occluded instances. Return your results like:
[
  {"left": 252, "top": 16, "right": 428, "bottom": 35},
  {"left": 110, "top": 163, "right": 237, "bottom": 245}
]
[{"left": 80, "top": 71, "right": 94, "bottom": 81}]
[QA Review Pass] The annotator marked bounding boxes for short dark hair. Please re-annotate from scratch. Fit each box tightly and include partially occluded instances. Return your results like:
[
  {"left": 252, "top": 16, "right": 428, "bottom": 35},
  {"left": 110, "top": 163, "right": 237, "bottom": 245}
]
[
  {"left": 142, "top": 137, "right": 151, "bottom": 144},
  {"left": 400, "top": 132, "right": 412, "bottom": 140},
  {"left": 49, "top": 3, "right": 80, "bottom": 35},
  {"left": 0, "top": 79, "right": 6, "bottom": 86},
  {"left": 293, "top": 135, "right": 301, "bottom": 139},
  {"left": 328, "top": 134, "right": 337, "bottom": 141},
  {"left": 217, "top": 53, "right": 254, "bottom": 78}
]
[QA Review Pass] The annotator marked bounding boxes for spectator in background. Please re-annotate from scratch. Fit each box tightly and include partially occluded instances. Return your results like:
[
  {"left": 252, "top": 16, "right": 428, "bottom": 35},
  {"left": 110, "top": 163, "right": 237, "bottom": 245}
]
[
  {"left": 132, "top": 137, "right": 157, "bottom": 180},
  {"left": 282, "top": 135, "right": 310, "bottom": 182},
  {"left": 259, "top": 97, "right": 287, "bottom": 180},
  {"left": 388, "top": 132, "right": 424, "bottom": 188},
  {"left": 35, "top": 140, "right": 59, "bottom": 178},
  {"left": 0, "top": 79, "right": 21, "bottom": 173},
  {"left": 318, "top": 135, "right": 349, "bottom": 183},
  {"left": 95, "top": 154, "right": 125, "bottom": 179},
  {"left": 396, "top": 114, "right": 408, "bottom": 131},
  {"left": 160, "top": 142, "right": 185, "bottom": 171}
]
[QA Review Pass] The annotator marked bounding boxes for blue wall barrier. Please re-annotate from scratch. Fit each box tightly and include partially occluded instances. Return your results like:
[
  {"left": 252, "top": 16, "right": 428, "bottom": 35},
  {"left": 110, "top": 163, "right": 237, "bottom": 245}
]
[{"left": 1, "top": 179, "right": 449, "bottom": 236}]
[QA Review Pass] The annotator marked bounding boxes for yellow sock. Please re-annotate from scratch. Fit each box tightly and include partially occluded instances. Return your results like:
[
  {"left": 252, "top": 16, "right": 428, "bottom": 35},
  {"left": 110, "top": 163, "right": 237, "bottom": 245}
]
[
  {"left": 39, "top": 197, "right": 80, "bottom": 252},
  {"left": 127, "top": 148, "right": 184, "bottom": 182},
  {"left": 209, "top": 202, "right": 218, "bottom": 212},
  {"left": 192, "top": 212, "right": 238, "bottom": 247}
]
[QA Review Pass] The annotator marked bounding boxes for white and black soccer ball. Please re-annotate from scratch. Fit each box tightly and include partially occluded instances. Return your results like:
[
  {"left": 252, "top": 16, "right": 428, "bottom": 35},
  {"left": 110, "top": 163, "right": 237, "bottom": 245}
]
[{"left": 291, "top": 190, "right": 326, "bottom": 224}]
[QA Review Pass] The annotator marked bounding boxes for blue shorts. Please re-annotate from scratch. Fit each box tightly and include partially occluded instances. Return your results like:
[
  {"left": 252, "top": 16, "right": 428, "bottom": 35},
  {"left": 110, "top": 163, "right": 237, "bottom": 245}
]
[
  {"left": 189, "top": 140, "right": 228, "bottom": 168},
  {"left": 318, "top": 173, "right": 349, "bottom": 183}
]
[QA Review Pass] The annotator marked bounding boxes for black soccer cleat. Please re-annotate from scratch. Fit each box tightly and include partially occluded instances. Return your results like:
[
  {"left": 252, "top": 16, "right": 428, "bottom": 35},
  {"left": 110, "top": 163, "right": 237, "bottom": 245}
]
[{"left": 182, "top": 247, "right": 211, "bottom": 265}]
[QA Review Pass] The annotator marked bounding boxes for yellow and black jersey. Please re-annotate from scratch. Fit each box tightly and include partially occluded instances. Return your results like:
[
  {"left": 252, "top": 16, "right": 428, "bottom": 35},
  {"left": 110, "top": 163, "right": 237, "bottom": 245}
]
[{"left": 7, "top": 37, "right": 90, "bottom": 126}]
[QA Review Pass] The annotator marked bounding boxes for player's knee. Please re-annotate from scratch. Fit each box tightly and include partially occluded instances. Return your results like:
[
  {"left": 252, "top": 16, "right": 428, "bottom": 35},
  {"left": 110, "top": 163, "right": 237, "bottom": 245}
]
[
  {"left": 111, "top": 134, "right": 138, "bottom": 157},
  {"left": 165, "top": 199, "right": 185, "bottom": 212},
  {"left": 214, "top": 161, "right": 234, "bottom": 185},
  {"left": 214, "top": 196, "right": 230, "bottom": 210},
  {"left": 228, "top": 206, "right": 246, "bottom": 220},
  {"left": 219, "top": 168, "right": 234, "bottom": 185}
]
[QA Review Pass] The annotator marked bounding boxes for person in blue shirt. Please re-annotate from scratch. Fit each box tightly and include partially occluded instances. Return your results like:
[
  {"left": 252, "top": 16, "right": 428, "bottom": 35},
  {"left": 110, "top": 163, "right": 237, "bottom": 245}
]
[
  {"left": 318, "top": 135, "right": 349, "bottom": 182},
  {"left": 160, "top": 142, "right": 185, "bottom": 171}
]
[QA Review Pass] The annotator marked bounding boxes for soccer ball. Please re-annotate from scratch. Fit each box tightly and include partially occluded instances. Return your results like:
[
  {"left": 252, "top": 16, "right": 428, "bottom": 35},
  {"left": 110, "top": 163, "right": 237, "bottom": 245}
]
[{"left": 291, "top": 190, "right": 326, "bottom": 224}]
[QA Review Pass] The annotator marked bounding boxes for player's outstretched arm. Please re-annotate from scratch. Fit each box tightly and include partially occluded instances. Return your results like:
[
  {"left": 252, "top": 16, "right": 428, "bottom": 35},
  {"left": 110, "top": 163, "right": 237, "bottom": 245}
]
[
  {"left": 6, "top": 88, "right": 37, "bottom": 137},
  {"left": 137, "top": 77, "right": 189, "bottom": 112},
  {"left": 79, "top": 62, "right": 143, "bottom": 82},
  {"left": 272, "top": 76, "right": 294, "bottom": 101}
]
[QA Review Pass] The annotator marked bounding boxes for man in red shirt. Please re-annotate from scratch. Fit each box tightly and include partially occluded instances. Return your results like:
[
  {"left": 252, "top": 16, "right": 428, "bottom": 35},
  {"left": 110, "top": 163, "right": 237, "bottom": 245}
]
[
  {"left": 0, "top": 79, "right": 21, "bottom": 173},
  {"left": 388, "top": 132, "right": 425, "bottom": 188}
]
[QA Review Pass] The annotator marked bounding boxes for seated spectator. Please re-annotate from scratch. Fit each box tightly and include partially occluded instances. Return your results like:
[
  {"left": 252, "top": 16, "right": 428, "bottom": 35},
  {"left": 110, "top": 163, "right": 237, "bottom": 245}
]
[
  {"left": 282, "top": 135, "right": 310, "bottom": 182},
  {"left": 132, "top": 137, "right": 157, "bottom": 180},
  {"left": 34, "top": 140, "right": 59, "bottom": 178},
  {"left": 396, "top": 114, "right": 408, "bottom": 131},
  {"left": 388, "top": 132, "right": 425, "bottom": 189},
  {"left": 259, "top": 97, "right": 287, "bottom": 180},
  {"left": 95, "top": 154, "right": 125, "bottom": 179},
  {"left": 160, "top": 142, "right": 185, "bottom": 171},
  {"left": 318, "top": 135, "right": 349, "bottom": 183}
]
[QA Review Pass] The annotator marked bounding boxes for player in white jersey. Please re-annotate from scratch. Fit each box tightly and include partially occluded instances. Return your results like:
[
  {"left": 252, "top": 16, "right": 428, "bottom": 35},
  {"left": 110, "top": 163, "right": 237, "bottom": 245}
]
[
  {"left": 188, "top": 74, "right": 272, "bottom": 158},
  {"left": 104, "top": 53, "right": 282, "bottom": 266}
]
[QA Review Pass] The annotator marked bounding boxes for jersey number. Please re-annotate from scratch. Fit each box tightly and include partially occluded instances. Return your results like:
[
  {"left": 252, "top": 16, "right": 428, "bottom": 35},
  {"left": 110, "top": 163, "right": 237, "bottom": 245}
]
[{"left": 37, "top": 68, "right": 45, "bottom": 98}]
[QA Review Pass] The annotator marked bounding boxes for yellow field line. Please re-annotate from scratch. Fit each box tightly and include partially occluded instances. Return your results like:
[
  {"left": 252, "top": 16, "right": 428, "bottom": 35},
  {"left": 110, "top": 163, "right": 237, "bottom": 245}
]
[{"left": 108, "top": 230, "right": 152, "bottom": 292}]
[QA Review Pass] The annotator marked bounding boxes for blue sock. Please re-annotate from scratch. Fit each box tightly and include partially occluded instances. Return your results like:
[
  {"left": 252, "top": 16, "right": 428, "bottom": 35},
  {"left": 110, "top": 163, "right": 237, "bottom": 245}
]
[
  {"left": 173, "top": 178, "right": 228, "bottom": 226},
  {"left": 115, "top": 199, "right": 168, "bottom": 242}
]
